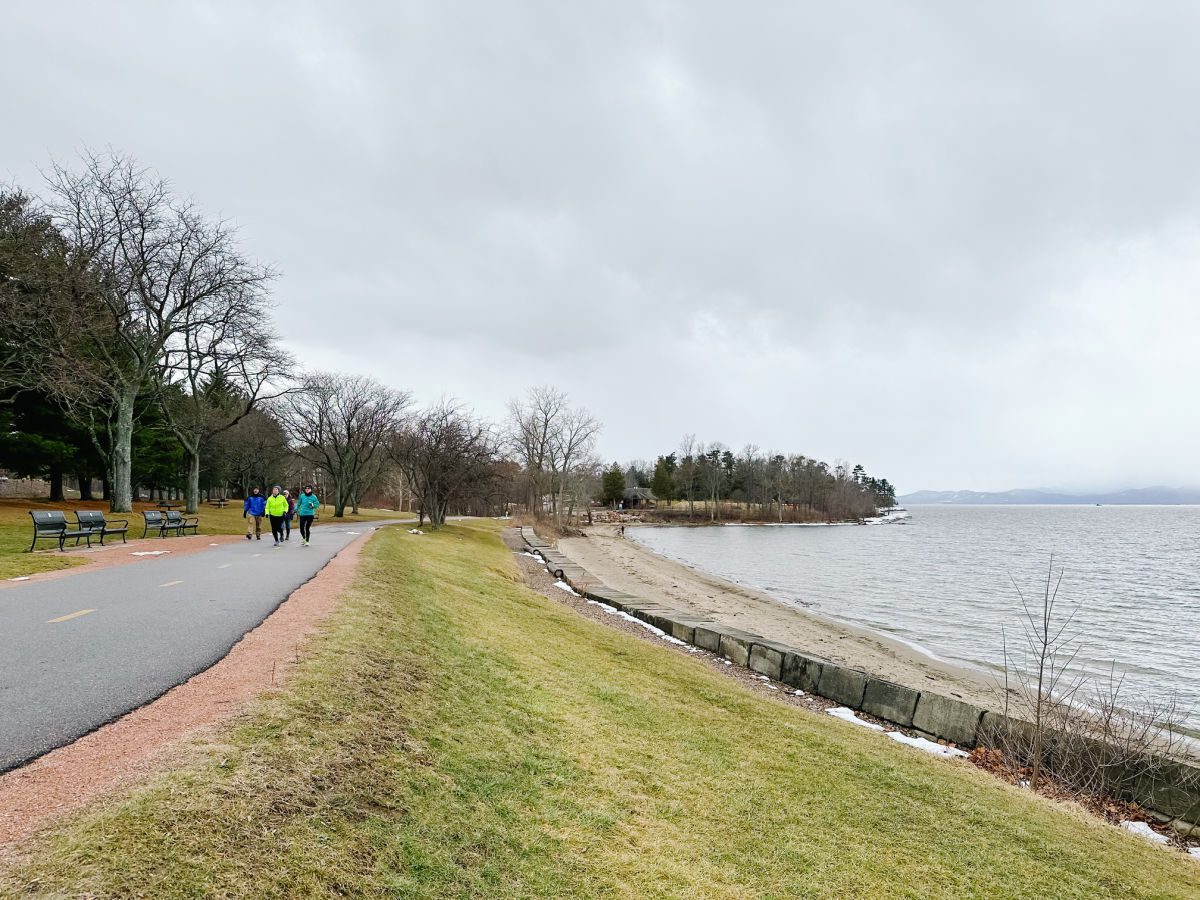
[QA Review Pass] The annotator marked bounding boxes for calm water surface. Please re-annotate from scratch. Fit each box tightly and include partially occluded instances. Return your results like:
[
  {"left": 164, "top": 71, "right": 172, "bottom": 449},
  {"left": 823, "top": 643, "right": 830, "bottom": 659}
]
[{"left": 631, "top": 506, "right": 1200, "bottom": 727}]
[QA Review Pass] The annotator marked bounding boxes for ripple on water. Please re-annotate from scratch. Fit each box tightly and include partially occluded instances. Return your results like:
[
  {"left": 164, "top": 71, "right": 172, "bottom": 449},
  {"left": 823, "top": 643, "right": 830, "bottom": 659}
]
[{"left": 632, "top": 505, "right": 1200, "bottom": 728}]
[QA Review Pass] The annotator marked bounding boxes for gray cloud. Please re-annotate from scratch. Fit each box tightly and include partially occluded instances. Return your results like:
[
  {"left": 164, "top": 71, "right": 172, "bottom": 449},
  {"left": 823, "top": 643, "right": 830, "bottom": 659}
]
[{"left": 5, "top": 2, "right": 1200, "bottom": 491}]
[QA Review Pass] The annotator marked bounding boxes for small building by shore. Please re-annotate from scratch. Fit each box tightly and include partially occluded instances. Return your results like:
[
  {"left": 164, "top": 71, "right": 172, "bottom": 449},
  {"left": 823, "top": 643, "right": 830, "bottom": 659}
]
[{"left": 622, "top": 487, "right": 657, "bottom": 510}]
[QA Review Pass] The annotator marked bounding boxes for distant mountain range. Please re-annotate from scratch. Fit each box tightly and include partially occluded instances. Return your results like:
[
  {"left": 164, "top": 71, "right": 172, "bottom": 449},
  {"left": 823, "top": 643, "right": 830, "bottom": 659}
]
[{"left": 899, "top": 487, "right": 1200, "bottom": 505}]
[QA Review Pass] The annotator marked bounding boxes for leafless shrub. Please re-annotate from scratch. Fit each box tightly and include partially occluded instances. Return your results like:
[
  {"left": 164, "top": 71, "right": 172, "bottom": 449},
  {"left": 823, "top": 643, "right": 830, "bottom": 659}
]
[{"left": 987, "top": 558, "right": 1197, "bottom": 830}]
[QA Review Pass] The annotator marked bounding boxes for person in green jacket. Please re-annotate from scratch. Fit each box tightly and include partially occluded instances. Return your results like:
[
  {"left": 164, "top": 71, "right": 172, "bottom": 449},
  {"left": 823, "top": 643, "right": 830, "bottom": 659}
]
[
  {"left": 265, "top": 485, "right": 289, "bottom": 546},
  {"left": 295, "top": 484, "right": 320, "bottom": 546}
]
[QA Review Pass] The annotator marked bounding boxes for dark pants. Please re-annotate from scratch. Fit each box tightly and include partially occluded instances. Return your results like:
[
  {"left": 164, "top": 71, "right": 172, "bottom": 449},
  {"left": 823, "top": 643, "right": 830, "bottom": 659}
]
[
  {"left": 299, "top": 515, "right": 314, "bottom": 541},
  {"left": 283, "top": 514, "right": 292, "bottom": 538},
  {"left": 269, "top": 515, "right": 286, "bottom": 542}
]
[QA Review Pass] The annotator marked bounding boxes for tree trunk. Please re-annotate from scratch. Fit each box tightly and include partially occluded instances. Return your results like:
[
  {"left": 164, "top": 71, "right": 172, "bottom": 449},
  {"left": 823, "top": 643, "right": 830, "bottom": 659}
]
[
  {"left": 109, "top": 389, "right": 136, "bottom": 513},
  {"left": 48, "top": 467, "right": 65, "bottom": 503},
  {"left": 185, "top": 448, "right": 201, "bottom": 514},
  {"left": 333, "top": 480, "right": 347, "bottom": 517},
  {"left": 77, "top": 472, "right": 94, "bottom": 502}
]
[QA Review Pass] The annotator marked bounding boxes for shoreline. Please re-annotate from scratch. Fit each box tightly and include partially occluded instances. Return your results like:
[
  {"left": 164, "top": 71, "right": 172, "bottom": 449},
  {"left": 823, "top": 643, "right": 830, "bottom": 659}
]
[{"left": 560, "top": 524, "right": 1004, "bottom": 713}]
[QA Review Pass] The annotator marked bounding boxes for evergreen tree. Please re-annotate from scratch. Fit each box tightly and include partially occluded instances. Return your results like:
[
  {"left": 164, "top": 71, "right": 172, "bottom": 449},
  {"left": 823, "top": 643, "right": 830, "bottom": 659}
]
[
  {"left": 650, "top": 456, "right": 674, "bottom": 502},
  {"left": 601, "top": 462, "right": 625, "bottom": 507}
]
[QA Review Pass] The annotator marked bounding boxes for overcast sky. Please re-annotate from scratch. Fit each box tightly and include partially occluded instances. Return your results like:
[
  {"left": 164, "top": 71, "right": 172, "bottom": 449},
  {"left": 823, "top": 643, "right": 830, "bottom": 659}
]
[{"left": 5, "top": 2, "right": 1200, "bottom": 493}]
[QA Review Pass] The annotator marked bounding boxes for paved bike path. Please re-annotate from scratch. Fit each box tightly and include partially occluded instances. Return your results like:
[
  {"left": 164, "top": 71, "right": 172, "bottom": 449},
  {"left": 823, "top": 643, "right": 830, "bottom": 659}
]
[{"left": 0, "top": 523, "right": 400, "bottom": 773}]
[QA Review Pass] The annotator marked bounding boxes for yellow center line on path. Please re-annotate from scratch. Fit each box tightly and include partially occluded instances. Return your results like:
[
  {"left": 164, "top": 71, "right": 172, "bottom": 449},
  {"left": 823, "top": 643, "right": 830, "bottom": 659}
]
[
  {"left": 160, "top": 580, "right": 184, "bottom": 588},
  {"left": 47, "top": 608, "right": 96, "bottom": 624}
]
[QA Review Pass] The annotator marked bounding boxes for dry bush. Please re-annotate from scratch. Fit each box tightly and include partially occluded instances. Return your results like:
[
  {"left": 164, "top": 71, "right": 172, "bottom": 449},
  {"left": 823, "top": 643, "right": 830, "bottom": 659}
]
[{"left": 987, "top": 559, "right": 1198, "bottom": 835}]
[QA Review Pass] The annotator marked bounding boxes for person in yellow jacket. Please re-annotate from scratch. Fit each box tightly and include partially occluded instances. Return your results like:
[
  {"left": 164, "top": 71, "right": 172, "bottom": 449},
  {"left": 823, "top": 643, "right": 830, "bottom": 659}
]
[{"left": 265, "top": 485, "right": 290, "bottom": 547}]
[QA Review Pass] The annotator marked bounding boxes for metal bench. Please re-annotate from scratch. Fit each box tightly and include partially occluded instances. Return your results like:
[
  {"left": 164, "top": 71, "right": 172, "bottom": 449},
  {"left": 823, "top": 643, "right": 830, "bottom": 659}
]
[
  {"left": 74, "top": 510, "right": 129, "bottom": 546},
  {"left": 141, "top": 509, "right": 171, "bottom": 538},
  {"left": 166, "top": 510, "right": 199, "bottom": 536},
  {"left": 28, "top": 510, "right": 94, "bottom": 552}
]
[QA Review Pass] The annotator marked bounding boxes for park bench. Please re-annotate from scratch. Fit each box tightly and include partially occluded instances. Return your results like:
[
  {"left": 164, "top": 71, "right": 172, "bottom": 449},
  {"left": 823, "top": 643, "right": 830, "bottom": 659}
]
[
  {"left": 166, "top": 510, "right": 200, "bottom": 536},
  {"left": 28, "top": 510, "right": 95, "bottom": 552},
  {"left": 142, "top": 509, "right": 199, "bottom": 538},
  {"left": 208, "top": 498, "right": 229, "bottom": 508},
  {"left": 74, "top": 510, "right": 129, "bottom": 546},
  {"left": 141, "top": 509, "right": 170, "bottom": 538}
]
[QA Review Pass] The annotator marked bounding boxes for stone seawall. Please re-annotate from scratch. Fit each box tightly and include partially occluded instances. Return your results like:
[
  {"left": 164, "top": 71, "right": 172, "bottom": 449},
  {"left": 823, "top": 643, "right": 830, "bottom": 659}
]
[{"left": 519, "top": 527, "right": 1200, "bottom": 832}]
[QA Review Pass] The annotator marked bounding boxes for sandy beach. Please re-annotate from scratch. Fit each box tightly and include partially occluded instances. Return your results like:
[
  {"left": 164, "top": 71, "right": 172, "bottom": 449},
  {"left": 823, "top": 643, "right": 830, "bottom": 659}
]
[{"left": 560, "top": 525, "right": 1003, "bottom": 711}]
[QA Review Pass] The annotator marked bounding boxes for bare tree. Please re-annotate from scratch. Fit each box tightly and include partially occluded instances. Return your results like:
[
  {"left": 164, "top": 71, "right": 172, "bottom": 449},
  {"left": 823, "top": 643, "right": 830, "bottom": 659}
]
[
  {"left": 548, "top": 405, "right": 601, "bottom": 523},
  {"left": 987, "top": 561, "right": 1196, "bottom": 820},
  {"left": 210, "top": 407, "right": 291, "bottom": 497},
  {"left": 3, "top": 151, "right": 275, "bottom": 512},
  {"left": 700, "top": 442, "right": 727, "bottom": 521},
  {"left": 678, "top": 434, "right": 698, "bottom": 518},
  {"left": 390, "top": 399, "right": 496, "bottom": 527},
  {"left": 156, "top": 290, "right": 290, "bottom": 512},
  {"left": 276, "top": 372, "right": 410, "bottom": 517},
  {"left": 506, "top": 385, "right": 568, "bottom": 516},
  {"left": 1005, "top": 558, "right": 1084, "bottom": 792},
  {"left": 563, "top": 454, "right": 602, "bottom": 524}
]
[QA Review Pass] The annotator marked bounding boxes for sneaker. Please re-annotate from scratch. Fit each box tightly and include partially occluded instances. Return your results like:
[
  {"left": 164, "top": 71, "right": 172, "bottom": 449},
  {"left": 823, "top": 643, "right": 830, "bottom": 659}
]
[
  {"left": 256, "top": 534, "right": 262, "bottom": 540},
  {"left": 245, "top": 534, "right": 251, "bottom": 541}
]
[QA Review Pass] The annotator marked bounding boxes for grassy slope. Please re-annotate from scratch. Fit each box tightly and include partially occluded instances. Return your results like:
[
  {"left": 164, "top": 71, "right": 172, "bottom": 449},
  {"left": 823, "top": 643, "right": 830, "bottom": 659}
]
[
  {"left": 0, "top": 499, "right": 398, "bottom": 580},
  {"left": 3, "top": 523, "right": 1196, "bottom": 898}
]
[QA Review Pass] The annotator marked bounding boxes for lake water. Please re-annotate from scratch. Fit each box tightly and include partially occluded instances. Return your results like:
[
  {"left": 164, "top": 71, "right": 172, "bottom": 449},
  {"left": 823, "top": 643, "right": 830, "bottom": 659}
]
[{"left": 631, "top": 506, "right": 1200, "bottom": 729}]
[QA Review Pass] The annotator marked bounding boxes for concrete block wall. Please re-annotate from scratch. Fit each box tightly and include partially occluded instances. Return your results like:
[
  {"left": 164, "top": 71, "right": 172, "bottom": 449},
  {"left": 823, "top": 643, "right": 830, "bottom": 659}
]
[{"left": 518, "top": 529, "right": 1200, "bottom": 827}]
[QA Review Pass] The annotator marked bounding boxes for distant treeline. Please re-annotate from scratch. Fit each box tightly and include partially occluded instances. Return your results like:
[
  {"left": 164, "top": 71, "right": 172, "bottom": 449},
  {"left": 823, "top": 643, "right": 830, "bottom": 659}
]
[{"left": 602, "top": 439, "right": 895, "bottom": 522}]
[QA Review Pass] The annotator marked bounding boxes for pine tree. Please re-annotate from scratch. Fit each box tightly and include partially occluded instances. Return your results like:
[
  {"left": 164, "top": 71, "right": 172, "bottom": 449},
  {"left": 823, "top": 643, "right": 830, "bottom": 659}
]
[
  {"left": 650, "top": 456, "right": 674, "bottom": 502},
  {"left": 601, "top": 462, "right": 625, "bottom": 507}
]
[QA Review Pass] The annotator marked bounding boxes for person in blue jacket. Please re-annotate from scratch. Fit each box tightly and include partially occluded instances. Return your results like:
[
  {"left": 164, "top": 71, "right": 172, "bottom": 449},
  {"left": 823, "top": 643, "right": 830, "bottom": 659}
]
[
  {"left": 244, "top": 486, "right": 267, "bottom": 540},
  {"left": 295, "top": 484, "right": 320, "bottom": 546}
]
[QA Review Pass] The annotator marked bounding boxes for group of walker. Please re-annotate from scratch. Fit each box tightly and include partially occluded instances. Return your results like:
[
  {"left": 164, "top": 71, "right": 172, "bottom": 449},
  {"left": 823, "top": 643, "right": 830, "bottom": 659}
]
[{"left": 242, "top": 484, "right": 321, "bottom": 546}]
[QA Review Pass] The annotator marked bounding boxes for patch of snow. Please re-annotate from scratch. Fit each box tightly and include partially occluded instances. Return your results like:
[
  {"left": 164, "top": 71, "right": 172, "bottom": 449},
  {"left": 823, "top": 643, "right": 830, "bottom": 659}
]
[
  {"left": 792, "top": 689, "right": 805, "bottom": 696},
  {"left": 826, "top": 707, "right": 885, "bottom": 731},
  {"left": 584, "top": 599, "right": 700, "bottom": 650},
  {"left": 766, "top": 685, "right": 779, "bottom": 691},
  {"left": 553, "top": 580, "right": 579, "bottom": 596},
  {"left": 886, "top": 731, "right": 968, "bottom": 758},
  {"left": 1120, "top": 821, "right": 1169, "bottom": 844},
  {"left": 723, "top": 659, "right": 732, "bottom": 665},
  {"left": 209, "top": 542, "right": 220, "bottom": 546},
  {"left": 346, "top": 530, "right": 361, "bottom": 535},
  {"left": 1189, "top": 846, "right": 1200, "bottom": 860},
  {"left": 757, "top": 675, "right": 770, "bottom": 681},
  {"left": 8, "top": 576, "right": 31, "bottom": 582},
  {"left": 408, "top": 529, "right": 424, "bottom": 535},
  {"left": 131, "top": 550, "right": 169, "bottom": 556}
]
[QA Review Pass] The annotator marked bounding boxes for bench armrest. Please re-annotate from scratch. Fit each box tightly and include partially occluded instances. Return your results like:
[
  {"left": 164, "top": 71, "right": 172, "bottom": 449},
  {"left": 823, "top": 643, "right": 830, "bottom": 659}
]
[{"left": 107, "top": 519, "right": 129, "bottom": 528}]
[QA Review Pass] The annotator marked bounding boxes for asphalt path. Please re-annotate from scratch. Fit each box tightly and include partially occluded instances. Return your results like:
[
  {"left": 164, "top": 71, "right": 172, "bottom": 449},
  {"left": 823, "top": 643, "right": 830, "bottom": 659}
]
[{"left": 0, "top": 521, "right": 404, "bottom": 773}]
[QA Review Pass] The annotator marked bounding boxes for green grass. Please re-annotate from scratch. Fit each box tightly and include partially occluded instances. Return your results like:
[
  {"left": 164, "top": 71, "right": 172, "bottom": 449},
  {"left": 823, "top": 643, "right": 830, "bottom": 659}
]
[
  {"left": 0, "top": 498, "right": 401, "bottom": 580},
  {"left": 3, "top": 523, "right": 1196, "bottom": 898}
]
